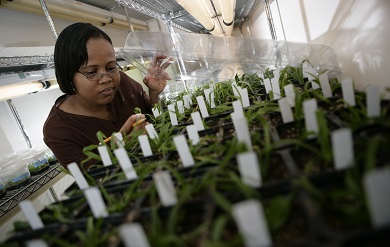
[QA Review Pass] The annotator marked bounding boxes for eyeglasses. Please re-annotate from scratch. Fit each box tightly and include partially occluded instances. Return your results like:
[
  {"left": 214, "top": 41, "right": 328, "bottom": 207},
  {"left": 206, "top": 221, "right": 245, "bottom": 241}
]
[{"left": 78, "top": 64, "right": 121, "bottom": 81}]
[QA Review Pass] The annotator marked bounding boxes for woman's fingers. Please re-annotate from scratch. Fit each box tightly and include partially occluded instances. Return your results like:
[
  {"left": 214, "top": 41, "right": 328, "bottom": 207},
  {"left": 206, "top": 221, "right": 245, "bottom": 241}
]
[
  {"left": 132, "top": 118, "right": 146, "bottom": 128},
  {"left": 120, "top": 114, "right": 146, "bottom": 135},
  {"left": 152, "top": 55, "right": 173, "bottom": 69},
  {"left": 160, "top": 57, "right": 173, "bottom": 70}
]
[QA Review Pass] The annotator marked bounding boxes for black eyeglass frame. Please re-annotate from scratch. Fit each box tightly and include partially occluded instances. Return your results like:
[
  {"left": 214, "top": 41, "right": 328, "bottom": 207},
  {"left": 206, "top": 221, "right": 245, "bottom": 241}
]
[{"left": 77, "top": 63, "right": 122, "bottom": 81}]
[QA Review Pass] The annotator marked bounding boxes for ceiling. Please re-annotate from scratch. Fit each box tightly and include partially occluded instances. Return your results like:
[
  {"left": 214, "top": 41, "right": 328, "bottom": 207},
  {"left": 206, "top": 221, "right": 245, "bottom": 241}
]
[
  {"left": 77, "top": 0, "right": 260, "bottom": 33},
  {"left": 0, "top": 0, "right": 262, "bottom": 73}
]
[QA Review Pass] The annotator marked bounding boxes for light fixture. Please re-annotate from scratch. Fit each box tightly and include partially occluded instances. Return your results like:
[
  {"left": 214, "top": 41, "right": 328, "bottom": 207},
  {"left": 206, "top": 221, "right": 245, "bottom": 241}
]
[
  {"left": 176, "top": 0, "right": 215, "bottom": 31},
  {"left": 1, "top": 0, "right": 148, "bottom": 31},
  {"left": 200, "top": 0, "right": 221, "bottom": 17},
  {"left": 0, "top": 80, "right": 59, "bottom": 102},
  {"left": 218, "top": 0, "right": 236, "bottom": 26},
  {"left": 176, "top": 0, "right": 236, "bottom": 36}
]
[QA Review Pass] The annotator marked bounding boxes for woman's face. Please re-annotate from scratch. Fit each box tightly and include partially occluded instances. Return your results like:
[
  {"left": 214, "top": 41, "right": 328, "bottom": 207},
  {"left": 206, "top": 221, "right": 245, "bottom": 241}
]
[{"left": 72, "top": 38, "right": 120, "bottom": 107}]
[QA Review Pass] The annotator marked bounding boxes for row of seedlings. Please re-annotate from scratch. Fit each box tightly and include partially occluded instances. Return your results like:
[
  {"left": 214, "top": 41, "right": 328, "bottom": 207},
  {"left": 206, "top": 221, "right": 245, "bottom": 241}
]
[{"left": 4, "top": 61, "right": 390, "bottom": 246}]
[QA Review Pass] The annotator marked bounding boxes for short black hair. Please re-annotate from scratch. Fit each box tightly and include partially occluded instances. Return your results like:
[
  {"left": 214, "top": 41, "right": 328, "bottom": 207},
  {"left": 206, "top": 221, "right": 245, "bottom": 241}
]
[{"left": 54, "top": 22, "right": 112, "bottom": 94}]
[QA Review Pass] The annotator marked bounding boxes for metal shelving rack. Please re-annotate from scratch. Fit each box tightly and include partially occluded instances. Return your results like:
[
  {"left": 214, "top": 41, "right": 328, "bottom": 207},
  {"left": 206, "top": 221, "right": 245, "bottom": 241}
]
[
  {"left": 0, "top": 163, "right": 62, "bottom": 219},
  {"left": 115, "top": 0, "right": 261, "bottom": 34}
]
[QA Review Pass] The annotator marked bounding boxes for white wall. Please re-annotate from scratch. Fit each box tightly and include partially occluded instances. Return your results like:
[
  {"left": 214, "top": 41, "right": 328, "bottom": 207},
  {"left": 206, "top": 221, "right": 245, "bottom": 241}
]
[{"left": 249, "top": 0, "right": 390, "bottom": 97}]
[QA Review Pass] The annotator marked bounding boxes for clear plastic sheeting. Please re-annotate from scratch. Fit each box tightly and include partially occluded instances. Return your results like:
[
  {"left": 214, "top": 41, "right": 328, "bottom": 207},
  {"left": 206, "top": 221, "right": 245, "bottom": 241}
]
[
  {"left": 274, "top": 40, "right": 341, "bottom": 76},
  {"left": 119, "top": 31, "right": 341, "bottom": 100}
]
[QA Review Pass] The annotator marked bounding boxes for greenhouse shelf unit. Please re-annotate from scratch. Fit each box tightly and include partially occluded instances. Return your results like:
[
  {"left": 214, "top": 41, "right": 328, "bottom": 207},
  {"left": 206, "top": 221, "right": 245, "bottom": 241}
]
[{"left": 3, "top": 32, "right": 390, "bottom": 246}]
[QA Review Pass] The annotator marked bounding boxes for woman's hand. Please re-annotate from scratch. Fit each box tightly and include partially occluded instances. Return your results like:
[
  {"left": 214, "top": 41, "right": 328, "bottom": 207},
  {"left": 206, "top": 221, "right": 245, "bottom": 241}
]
[
  {"left": 119, "top": 114, "right": 147, "bottom": 136},
  {"left": 143, "top": 55, "right": 173, "bottom": 105}
]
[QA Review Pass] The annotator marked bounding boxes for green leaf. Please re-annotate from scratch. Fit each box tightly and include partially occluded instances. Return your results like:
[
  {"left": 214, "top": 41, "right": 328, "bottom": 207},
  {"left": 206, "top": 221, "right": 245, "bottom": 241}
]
[
  {"left": 211, "top": 215, "right": 228, "bottom": 242},
  {"left": 212, "top": 190, "right": 231, "bottom": 213},
  {"left": 265, "top": 195, "right": 293, "bottom": 231}
]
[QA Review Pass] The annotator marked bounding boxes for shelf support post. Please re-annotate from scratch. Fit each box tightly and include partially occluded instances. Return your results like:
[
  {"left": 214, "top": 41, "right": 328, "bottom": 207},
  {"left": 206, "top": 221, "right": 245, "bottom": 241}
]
[
  {"left": 6, "top": 99, "right": 32, "bottom": 148},
  {"left": 164, "top": 13, "right": 189, "bottom": 92},
  {"left": 39, "top": 0, "right": 58, "bottom": 40}
]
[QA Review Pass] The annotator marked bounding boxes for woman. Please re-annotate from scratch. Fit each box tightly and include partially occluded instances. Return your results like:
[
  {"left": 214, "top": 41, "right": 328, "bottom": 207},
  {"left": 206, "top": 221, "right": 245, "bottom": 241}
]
[{"left": 43, "top": 22, "right": 171, "bottom": 170}]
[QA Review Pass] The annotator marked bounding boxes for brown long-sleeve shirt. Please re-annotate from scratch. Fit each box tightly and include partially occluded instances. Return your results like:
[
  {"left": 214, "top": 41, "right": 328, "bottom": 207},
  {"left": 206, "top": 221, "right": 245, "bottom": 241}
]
[{"left": 43, "top": 72, "right": 152, "bottom": 170}]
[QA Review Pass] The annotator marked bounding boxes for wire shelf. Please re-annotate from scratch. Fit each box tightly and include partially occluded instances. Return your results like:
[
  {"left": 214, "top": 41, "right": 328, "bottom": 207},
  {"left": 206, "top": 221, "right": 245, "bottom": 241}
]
[{"left": 0, "top": 163, "right": 62, "bottom": 219}]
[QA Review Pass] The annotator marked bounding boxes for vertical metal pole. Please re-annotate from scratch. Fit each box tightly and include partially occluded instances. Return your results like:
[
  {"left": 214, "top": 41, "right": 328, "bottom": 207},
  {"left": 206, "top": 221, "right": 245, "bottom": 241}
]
[
  {"left": 264, "top": 0, "right": 277, "bottom": 40},
  {"left": 6, "top": 99, "right": 32, "bottom": 148},
  {"left": 264, "top": 0, "right": 282, "bottom": 67},
  {"left": 39, "top": 0, "right": 58, "bottom": 40},
  {"left": 124, "top": 6, "right": 135, "bottom": 32},
  {"left": 49, "top": 187, "right": 59, "bottom": 202},
  {"left": 6, "top": 0, "right": 57, "bottom": 151},
  {"left": 275, "top": 0, "right": 287, "bottom": 41},
  {"left": 40, "top": 0, "right": 60, "bottom": 203},
  {"left": 244, "top": 17, "right": 253, "bottom": 38},
  {"left": 164, "top": 14, "right": 188, "bottom": 91}
]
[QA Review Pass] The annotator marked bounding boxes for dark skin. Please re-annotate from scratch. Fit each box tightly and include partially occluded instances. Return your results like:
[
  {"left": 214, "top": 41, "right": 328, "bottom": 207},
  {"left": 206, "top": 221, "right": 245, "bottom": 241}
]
[
  {"left": 144, "top": 55, "right": 173, "bottom": 105},
  {"left": 61, "top": 38, "right": 172, "bottom": 136}
]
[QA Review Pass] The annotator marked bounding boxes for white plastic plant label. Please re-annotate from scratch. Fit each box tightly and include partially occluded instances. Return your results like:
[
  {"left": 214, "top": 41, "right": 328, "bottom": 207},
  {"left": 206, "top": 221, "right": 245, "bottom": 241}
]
[
  {"left": 237, "top": 151, "right": 262, "bottom": 188},
  {"left": 191, "top": 111, "right": 205, "bottom": 131},
  {"left": 67, "top": 162, "right": 89, "bottom": 190},
  {"left": 204, "top": 88, "right": 215, "bottom": 108},
  {"left": 232, "top": 81, "right": 241, "bottom": 97},
  {"left": 232, "top": 100, "right": 245, "bottom": 119},
  {"left": 273, "top": 68, "right": 280, "bottom": 80},
  {"left": 176, "top": 100, "right": 184, "bottom": 114},
  {"left": 239, "top": 87, "right": 250, "bottom": 107},
  {"left": 119, "top": 223, "right": 151, "bottom": 247},
  {"left": 304, "top": 68, "right": 319, "bottom": 89},
  {"left": 231, "top": 113, "right": 253, "bottom": 151},
  {"left": 278, "top": 98, "right": 294, "bottom": 124},
  {"left": 303, "top": 99, "right": 319, "bottom": 134},
  {"left": 264, "top": 79, "right": 272, "bottom": 94},
  {"left": 98, "top": 145, "right": 112, "bottom": 167},
  {"left": 341, "top": 78, "right": 356, "bottom": 106},
  {"left": 173, "top": 135, "right": 195, "bottom": 167},
  {"left": 83, "top": 186, "right": 109, "bottom": 218},
  {"left": 284, "top": 84, "right": 296, "bottom": 107},
  {"left": 113, "top": 132, "right": 124, "bottom": 148},
  {"left": 270, "top": 78, "right": 281, "bottom": 100},
  {"left": 319, "top": 73, "right": 332, "bottom": 98},
  {"left": 196, "top": 96, "right": 209, "bottom": 118},
  {"left": 366, "top": 85, "right": 381, "bottom": 118},
  {"left": 271, "top": 77, "right": 281, "bottom": 100},
  {"left": 19, "top": 200, "right": 44, "bottom": 230},
  {"left": 153, "top": 171, "right": 177, "bottom": 207},
  {"left": 152, "top": 107, "right": 161, "bottom": 118},
  {"left": 25, "top": 239, "right": 49, "bottom": 247},
  {"left": 183, "top": 94, "right": 192, "bottom": 109},
  {"left": 232, "top": 200, "right": 272, "bottom": 247},
  {"left": 168, "top": 103, "right": 178, "bottom": 126},
  {"left": 138, "top": 135, "right": 153, "bottom": 157},
  {"left": 331, "top": 128, "right": 354, "bottom": 170},
  {"left": 186, "top": 124, "right": 200, "bottom": 145},
  {"left": 188, "top": 93, "right": 193, "bottom": 105},
  {"left": 363, "top": 167, "right": 390, "bottom": 228},
  {"left": 145, "top": 124, "right": 158, "bottom": 139},
  {"left": 114, "top": 148, "right": 137, "bottom": 180},
  {"left": 256, "top": 71, "right": 264, "bottom": 79}
]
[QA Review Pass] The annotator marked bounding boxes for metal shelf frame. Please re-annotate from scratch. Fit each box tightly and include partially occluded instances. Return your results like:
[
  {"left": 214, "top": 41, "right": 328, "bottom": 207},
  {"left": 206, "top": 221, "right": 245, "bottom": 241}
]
[{"left": 0, "top": 163, "right": 62, "bottom": 219}]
